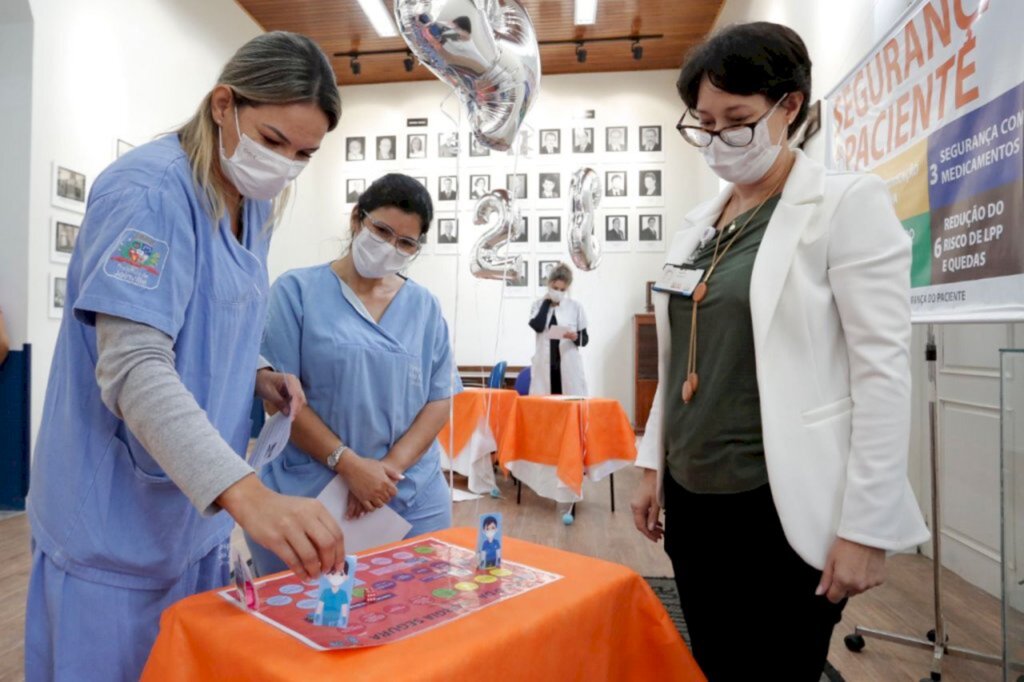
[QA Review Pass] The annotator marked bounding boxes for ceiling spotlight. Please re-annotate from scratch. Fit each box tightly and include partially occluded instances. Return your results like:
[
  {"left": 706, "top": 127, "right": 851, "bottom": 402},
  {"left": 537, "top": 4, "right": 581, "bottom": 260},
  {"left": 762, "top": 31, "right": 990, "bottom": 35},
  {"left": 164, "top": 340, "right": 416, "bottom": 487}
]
[
  {"left": 576, "top": 43, "right": 587, "bottom": 64},
  {"left": 350, "top": 57, "right": 361, "bottom": 76},
  {"left": 632, "top": 41, "right": 643, "bottom": 60},
  {"left": 404, "top": 52, "right": 415, "bottom": 72}
]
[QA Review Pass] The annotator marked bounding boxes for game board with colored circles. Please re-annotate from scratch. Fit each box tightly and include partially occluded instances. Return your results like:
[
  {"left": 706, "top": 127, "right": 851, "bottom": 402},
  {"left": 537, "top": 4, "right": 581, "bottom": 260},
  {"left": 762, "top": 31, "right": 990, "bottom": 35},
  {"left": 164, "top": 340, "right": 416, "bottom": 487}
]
[{"left": 218, "top": 537, "right": 562, "bottom": 650}]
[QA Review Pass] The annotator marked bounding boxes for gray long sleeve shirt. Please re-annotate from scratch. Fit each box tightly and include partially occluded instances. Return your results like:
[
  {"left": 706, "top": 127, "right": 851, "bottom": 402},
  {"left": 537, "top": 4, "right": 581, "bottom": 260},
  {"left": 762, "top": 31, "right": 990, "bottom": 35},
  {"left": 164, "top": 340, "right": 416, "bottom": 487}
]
[{"left": 95, "top": 313, "right": 256, "bottom": 515}]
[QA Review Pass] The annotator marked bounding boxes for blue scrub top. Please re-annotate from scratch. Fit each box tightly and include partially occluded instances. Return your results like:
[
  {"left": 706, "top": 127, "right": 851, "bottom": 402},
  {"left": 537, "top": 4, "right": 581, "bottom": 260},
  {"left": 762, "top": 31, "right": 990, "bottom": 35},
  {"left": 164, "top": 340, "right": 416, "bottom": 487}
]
[
  {"left": 259, "top": 264, "right": 460, "bottom": 513},
  {"left": 27, "top": 135, "right": 271, "bottom": 590}
]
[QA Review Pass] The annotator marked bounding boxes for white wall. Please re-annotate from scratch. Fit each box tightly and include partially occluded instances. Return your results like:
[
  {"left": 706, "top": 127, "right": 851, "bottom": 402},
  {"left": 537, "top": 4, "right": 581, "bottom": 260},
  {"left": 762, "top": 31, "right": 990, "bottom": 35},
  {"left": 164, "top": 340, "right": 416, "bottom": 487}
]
[
  {"left": 269, "top": 70, "right": 719, "bottom": 420},
  {"left": 0, "top": 0, "right": 33, "bottom": 352},
  {"left": 23, "top": 0, "right": 261, "bottom": 442}
]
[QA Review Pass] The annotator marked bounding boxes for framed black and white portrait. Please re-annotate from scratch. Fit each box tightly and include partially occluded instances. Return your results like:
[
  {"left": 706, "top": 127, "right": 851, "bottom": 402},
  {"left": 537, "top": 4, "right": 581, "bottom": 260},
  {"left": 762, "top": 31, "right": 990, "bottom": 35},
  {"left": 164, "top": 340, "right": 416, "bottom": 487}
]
[
  {"left": 639, "top": 125, "right": 663, "bottom": 152},
  {"left": 510, "top": 215, "right": 529, "bottom": 244},
  {"left": 438, "top": 176, "right": 458, "bottom": 202},
  {"left": 49, "top": 272, "right": 67, "bottom": 319},
  {"left": 505, "top": 259, "right": 529, "bottom": 291},
  {"left": 605, "top": 126, "right": 628, "bottom": 152},
  {"left": 539, "top": 129, "right": 561, "bottom": 155},
  {"left": 438, "top": 132, "right": 460, "bottom": 158},
  {"left": 538, "top": 173, "right": 560, "bottom": 200},
  {"left": 437, "top": 217, "right": 459, "bottom": 244},
  {"left": 640, "top": 170, "right": 662, "bottom": 197},
  {"left": 538, "top": 260, "right": 560, "bottom": 288},
  {"left": 345, "top": 136, "right": 366, "bottom": 161},
  {"left": 376, "top": 135, "right": 396, "bottom": 161},
  {"left": 572, "top": 127, "right": 594, "bottom": 153},
  {"left": 605, "top": 214, "right": 629, "bottom": 252},
  {"left": 51, "top": 164, "right": 87, "bottom": 212},
  {"left": 50, "top": 216, "right": 81, "bottom": 264},
  {"left": 604, "top": 171, "right": 627, "bottom": 198},
  {"left": 638, "top": 214, "right": 664, "bottom": 251},
  {"left": 346, "top": 178, "right": 365, "bottom": 203},
  {"left": 507, "top": 173, "right": 528, "bottom": 200},
  {"left": 538, "top": 216, "right": 562, "bottom": 243},
  {"left": 406, "top": 133, "right": 427, "bottom": 159},
  {"left": 469, "top": 134, "right": 491, "bottom": 157},
  {"left": 469, "top": 174, "right": 491, "bottom": 200}
]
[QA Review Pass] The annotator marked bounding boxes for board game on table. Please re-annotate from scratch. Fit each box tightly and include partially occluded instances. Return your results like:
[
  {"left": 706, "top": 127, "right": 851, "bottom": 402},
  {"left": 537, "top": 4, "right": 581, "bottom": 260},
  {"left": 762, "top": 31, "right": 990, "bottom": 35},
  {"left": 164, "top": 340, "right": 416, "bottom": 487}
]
[{"left": 219, "top": 536, "right": 561, "bottom": 650}]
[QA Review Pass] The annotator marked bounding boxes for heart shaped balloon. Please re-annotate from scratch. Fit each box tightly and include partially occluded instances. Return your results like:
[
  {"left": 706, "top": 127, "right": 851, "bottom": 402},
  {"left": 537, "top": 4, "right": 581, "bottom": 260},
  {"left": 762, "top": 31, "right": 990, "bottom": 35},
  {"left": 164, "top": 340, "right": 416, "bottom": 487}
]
[
  {"left": 395, "top": 0, "right": 541, "bottom": 151},
  {"left": 470, "top": 189, "right": 523, "bottom": 280},
  {"left": 568, "top": 168, "right": 602, "bottom": 271}
]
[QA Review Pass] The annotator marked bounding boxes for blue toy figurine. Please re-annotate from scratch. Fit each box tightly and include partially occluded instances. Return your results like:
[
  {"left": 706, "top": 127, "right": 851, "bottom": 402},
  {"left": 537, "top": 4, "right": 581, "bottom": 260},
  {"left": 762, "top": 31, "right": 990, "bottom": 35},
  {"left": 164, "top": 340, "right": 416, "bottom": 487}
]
[
  {"left": 478, "top": 513, "right": 503, "bottom": 570},
  {"left": 314, "top": 556, "right": 356, "bottom": 628}
]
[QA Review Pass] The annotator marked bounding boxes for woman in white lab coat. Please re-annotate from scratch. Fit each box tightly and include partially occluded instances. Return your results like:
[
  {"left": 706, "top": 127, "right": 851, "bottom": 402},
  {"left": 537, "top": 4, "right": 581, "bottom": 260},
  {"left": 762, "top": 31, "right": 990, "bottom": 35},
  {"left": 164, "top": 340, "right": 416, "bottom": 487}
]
[{"left": 528, "top": 263, "right": 588, "bottom": 396}]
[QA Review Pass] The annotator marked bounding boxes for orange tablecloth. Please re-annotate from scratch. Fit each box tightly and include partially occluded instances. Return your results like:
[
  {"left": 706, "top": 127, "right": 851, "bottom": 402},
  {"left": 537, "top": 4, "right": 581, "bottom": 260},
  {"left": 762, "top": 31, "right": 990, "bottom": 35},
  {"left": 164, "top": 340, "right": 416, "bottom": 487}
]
[
  {"left": 498, "top": 397, "right": 637, "bottom": 499},
  {"left": 142, "top": 528, "right": 704, "bottom": 682},
  {"left": 437, "top": 388, "right": 518, "bottom": 458}
]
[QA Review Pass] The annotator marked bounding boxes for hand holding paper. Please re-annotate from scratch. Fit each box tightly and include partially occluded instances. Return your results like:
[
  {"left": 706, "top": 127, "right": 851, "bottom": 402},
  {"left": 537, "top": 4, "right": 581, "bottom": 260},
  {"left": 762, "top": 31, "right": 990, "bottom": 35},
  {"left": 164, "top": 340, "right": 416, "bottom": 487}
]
[{"left": 248, "top": 411, "right": 295, "bottom": 472}]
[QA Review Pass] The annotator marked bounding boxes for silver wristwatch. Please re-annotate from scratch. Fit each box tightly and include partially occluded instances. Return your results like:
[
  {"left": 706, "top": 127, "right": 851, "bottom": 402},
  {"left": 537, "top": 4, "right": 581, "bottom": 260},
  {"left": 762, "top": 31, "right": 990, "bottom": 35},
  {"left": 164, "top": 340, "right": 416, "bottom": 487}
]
[{"left": 326, "top": 443, "right": 348, "bottom": 471}]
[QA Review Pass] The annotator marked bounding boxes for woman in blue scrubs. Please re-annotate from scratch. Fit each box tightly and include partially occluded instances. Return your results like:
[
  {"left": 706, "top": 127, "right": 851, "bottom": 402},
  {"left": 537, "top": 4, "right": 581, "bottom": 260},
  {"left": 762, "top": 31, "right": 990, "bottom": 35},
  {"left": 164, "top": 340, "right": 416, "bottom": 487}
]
[
  {"left": 25, "top": 32, "right": 348, "bottom": 682},
  {"left": 247, "top": 173, "right": 460, "bottom": 576}
]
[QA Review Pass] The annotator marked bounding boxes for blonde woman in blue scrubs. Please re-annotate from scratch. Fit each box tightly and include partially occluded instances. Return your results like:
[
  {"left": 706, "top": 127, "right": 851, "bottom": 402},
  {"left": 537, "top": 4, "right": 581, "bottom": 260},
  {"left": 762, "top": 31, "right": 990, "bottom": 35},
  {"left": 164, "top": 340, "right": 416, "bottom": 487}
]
[{"left": 25, "top": 33, "right": 347, "bottom": 681}]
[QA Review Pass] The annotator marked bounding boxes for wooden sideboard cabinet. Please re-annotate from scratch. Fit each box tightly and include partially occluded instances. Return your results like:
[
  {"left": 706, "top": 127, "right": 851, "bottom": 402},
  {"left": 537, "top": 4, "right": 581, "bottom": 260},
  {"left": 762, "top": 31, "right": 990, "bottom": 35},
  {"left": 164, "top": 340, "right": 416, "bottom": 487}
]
[{"left": 634, "top": 313, "right": 658, "bottom": 433}]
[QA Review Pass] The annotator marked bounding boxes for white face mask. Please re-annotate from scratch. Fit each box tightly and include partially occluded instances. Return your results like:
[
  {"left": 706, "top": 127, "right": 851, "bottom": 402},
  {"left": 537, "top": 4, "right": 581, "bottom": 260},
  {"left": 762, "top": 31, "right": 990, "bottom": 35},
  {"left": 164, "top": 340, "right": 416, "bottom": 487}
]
[
  {"left": 698, "top": 96, "right": 788, "bottom": 185},
  {"left": 485, "top": 529, "right": 497, "bottom": 541},
  {"left": 547, "top": 288, "right": 565, "bottom": 303},
  {"left": 351, "top": 225, "right": 412, "bottom": 279},
  {"left": 219, "top": 107, "right": 307, "bottom": 200}
]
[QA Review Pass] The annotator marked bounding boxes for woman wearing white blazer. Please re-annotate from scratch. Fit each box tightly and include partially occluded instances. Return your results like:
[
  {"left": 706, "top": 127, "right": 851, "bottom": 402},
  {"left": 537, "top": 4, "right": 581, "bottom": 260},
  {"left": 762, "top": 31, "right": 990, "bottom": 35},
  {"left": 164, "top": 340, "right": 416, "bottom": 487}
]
[{"left": 629, "top": 22, "right": 929, "bottom": 681}]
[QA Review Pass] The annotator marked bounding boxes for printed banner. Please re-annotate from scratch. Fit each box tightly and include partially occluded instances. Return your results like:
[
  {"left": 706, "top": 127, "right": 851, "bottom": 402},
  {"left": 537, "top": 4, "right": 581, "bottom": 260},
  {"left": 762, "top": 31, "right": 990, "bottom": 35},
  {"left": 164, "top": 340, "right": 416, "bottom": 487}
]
[{"left": 826, "top": 0, "right": 1024, "bottom": 322}]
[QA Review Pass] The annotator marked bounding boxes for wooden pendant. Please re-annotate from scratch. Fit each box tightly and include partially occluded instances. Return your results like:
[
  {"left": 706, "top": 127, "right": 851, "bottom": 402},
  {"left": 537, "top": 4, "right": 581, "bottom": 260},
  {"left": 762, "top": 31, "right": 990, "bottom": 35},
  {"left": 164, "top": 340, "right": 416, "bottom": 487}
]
[
  {"left": 682, "top": 373, "right": 700, "bottom": 403},
  {"left": 692, "top": 282, "right": 707, "bottom": 303}
]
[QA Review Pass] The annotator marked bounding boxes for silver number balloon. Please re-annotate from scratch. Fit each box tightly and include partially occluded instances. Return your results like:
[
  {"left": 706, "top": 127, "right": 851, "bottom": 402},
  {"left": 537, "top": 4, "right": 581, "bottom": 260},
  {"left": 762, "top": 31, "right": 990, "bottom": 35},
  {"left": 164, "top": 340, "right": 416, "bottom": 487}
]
[
  {"left": 568, "top": 168, "right": 602, "bottom": 271},
  {"left": 470, "top": 189, "right": 523, "bottom": 280},
  {"left": 395, "top": 0, "right": 541, "bottom": 152}
]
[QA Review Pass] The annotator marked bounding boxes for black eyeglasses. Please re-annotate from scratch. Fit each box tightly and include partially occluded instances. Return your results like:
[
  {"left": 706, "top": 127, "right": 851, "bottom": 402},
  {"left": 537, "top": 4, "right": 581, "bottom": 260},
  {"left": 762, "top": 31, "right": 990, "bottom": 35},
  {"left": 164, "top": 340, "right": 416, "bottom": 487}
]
[
  {"left": 676, "top": 96, "right": 786, "bottom": 148},
  {"left": 361, "top": 211, "right": 422, "bottom": 257}
]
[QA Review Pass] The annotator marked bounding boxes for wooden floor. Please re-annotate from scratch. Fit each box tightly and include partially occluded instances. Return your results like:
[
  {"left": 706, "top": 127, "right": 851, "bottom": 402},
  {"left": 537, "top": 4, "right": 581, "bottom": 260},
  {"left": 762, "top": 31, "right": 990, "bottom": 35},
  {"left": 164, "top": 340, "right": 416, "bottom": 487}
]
[{"left": 0, "top": 466, "right": 1005, "bottom": 680}]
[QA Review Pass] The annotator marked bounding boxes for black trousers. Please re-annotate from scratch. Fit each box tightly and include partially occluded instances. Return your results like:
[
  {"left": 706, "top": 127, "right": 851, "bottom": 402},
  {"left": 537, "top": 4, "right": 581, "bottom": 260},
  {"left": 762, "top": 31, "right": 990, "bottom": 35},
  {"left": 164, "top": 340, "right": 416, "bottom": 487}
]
[{"left": 663, "top": 474, "right": 846, "bottom": 681}]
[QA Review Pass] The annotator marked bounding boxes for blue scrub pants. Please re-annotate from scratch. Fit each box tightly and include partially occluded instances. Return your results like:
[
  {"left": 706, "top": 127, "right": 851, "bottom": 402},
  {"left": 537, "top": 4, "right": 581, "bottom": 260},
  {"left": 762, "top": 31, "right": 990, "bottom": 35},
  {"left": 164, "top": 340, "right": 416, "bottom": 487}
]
[
  {"left": 25, "top": 541, "right": 230, "bottom": 682},
  {"left": 247, "top": 470, "right": 452, "bottom": 576}
]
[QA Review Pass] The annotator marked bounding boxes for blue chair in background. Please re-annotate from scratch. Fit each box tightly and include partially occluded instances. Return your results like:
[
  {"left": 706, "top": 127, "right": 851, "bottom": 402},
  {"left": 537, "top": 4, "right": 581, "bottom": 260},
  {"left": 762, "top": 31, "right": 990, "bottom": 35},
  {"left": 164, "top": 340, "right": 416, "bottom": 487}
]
[
  {"left": 487, "top": 361, "right": 507, "bottom": 388},
  {"left": 513, "top": 367, "right": 531, "bottom": 395},
  {"left": 0, "top": 344, "right": 31, "bottom": 510}
]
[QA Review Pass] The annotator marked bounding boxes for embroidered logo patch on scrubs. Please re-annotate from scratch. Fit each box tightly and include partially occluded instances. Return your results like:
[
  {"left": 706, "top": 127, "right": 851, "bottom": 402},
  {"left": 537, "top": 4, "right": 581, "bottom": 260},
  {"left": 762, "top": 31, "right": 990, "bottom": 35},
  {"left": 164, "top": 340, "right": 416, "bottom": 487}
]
[{"left": 104, "top": 229, "right": 169, "bottom": 290}]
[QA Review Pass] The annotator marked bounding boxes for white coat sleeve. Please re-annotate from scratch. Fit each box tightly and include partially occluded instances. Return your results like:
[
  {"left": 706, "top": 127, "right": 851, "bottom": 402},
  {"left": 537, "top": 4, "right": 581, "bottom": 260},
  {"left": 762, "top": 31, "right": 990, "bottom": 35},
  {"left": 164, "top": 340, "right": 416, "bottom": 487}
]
[{"left": 826, "top": 173, "right": 915, "bottom": 549}]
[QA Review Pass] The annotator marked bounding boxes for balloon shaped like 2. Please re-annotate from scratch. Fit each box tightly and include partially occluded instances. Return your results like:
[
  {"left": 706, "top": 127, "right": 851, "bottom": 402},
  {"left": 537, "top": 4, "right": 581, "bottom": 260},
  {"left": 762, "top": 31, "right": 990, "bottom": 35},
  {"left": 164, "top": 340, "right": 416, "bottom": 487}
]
[
  {"left": 568, "top": 168, "right": 602, "bottom": 271},
  {"left": 395, "top": 0, "right": 541, "bottom": 152},
  {"left": 470, "top": 189, "right": 523, "bottom": 281}
]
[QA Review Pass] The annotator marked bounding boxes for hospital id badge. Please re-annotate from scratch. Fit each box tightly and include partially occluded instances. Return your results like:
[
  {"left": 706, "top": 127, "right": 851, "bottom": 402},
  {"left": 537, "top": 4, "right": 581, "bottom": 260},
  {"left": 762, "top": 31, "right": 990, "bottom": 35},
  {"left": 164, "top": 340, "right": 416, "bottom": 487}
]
[{"left": 652, "top": 264, "right": 705, "bottom": 297}]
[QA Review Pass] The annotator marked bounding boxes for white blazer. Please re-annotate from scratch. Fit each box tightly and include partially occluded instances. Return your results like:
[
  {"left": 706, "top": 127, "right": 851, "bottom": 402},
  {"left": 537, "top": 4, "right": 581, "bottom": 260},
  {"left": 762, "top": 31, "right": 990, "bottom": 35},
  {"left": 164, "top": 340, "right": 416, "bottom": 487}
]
[{"left": 637, "top": 150, "right": 931, "bottom": 570}]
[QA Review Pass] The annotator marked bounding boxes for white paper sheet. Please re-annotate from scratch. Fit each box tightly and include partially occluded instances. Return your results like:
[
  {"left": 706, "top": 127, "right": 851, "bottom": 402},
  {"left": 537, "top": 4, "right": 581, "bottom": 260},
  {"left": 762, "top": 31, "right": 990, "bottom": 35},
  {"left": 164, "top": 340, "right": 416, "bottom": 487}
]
[
  {"left": 248, "top": 411, "right": 294, "bottom": 471},
  {"left": 451, "top": 488, "right": 482, "bottom": 502},
  {"left": 315, "top": 476, "right": 413, "bottom": 554},
  {"left": 545, "top": 324, "right": 572, "bottom": 340}
]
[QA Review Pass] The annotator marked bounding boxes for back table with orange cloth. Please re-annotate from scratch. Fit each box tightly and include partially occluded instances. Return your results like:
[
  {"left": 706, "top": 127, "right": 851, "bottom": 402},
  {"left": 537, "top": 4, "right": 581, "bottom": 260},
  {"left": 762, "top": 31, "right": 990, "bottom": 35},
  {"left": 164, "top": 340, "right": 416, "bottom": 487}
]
[
  {"left": 141, "top": 528, "right": 705, "bottom": 682},
  {"left": 498, "top": 396, "right": 637, "bottom": 503},
  {"left": 438, "top": 388, "right": 518, "bottom": 494}
]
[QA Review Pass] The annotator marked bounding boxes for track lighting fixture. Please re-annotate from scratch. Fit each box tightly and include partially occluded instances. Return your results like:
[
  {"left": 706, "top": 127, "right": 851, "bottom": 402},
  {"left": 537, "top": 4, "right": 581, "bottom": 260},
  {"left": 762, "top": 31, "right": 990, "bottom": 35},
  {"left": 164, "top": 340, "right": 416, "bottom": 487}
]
[
  {"left": 632, "top": 41, "right": 643, "bottom": 60},
  {"left": 576, "top": 43, "right": 587, "bottom": 64},
  {"left": 350, "top": 57, "right": 361, "bottom": 76}
]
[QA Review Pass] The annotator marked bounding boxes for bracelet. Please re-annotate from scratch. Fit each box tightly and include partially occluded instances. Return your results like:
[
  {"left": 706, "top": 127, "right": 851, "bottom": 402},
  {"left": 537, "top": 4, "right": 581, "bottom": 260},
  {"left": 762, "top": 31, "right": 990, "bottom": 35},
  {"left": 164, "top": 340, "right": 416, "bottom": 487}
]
[{"left": 326, "top": 443, "right": 349, "bottom": 471}]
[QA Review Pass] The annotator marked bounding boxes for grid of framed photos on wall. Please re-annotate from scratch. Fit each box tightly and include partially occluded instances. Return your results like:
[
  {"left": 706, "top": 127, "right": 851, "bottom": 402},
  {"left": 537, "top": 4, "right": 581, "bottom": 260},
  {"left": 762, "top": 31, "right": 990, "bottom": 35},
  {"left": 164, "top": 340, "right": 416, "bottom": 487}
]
[
  {"left": 340, "top": 121, "right": 667, "bottom": 296},
  {"left": 46, "top": 141, "right": 133, "bottom": 319},
  {"left": 48, "top": 162, "right": 88, "bottom": 319}
]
